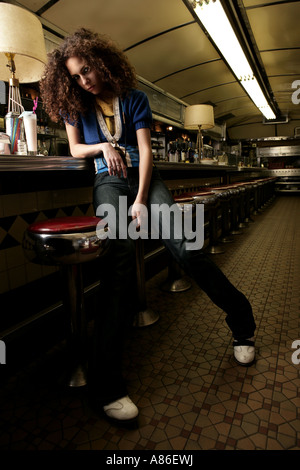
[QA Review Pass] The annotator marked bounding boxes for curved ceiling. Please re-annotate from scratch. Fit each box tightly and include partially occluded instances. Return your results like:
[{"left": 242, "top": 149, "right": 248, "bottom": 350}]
[{"left": 10, "top": 0, "right": 300, "bottom": 139}]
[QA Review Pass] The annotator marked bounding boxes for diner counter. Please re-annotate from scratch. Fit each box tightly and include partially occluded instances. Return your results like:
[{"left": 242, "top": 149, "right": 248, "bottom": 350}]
[
  {"left": 0, "top": 155, "right": 268, "bottom": 198},
  {"left": 0, "top": 154, "right": 266, "bottom": 175}
]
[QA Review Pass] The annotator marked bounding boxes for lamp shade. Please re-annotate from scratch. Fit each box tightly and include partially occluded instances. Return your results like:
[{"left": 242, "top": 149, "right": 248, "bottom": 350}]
[
  {"left": 184, "top": 104, "right": 215, "bottom": 130},
  {"left": 0, "top": 3, "right": 47, "bottom": 83}
]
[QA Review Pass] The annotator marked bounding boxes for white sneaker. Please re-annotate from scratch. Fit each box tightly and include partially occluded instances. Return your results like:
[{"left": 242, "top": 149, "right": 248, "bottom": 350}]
[
  {"left": 233, "top": 337, "right": 255, "bottom": 366},
  {"left": 103, "top": 395, "right": 139, "bottom": 421}
]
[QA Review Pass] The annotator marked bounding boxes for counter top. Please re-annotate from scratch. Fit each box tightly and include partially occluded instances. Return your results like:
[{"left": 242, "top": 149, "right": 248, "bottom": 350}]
[
  {"left": 0, "top": 155, "right": 88, "bottom": 171},
  {"left": 0, "top": 155, "right": 266, "bottom": 173},
  {"left": 156, "top": 161, "right": 264, "bottom": 173}
]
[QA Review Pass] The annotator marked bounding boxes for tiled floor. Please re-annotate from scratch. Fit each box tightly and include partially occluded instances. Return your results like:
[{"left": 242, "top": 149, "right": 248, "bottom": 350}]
[{"left": 0, "top": 195, "right": 299, "bottom": 452}]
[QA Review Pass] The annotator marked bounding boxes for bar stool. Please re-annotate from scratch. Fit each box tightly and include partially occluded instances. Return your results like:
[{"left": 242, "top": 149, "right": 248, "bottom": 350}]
[
  {"left": 242, "top": 182, "right": 255, "bottom": 223},
  {"left": 227, "top": 186, "right": 244, "bottom": 235},
  {"left": 263, "top": 177, "right": 276, "bottom": 206},
  {"left": 251, "top": 180, "right": 260, "bottom": 215},
  {"left": 161, "top": 195, "right": 194, "bottom": 293},
  {"left": 22, "top": 216, "right": 110, "bottom": 387},
  {"left": 234, "top": 184, "right": 248, "bottom": 228},
  {"left": 260, "top": 179, "right": 268, "bottom": 208},
  {"left": 204, "top": 192, "right": 225, "bottom": 254},
  {"left": 255, "top": 180, "right": 264, "bottom": 212},
  {"left": 208, "top": 186, "right": 234, "bottom": 243},
  {"left": 134, "top": 237, "right": 160, "bottom": 327},
  {"left": 181, "top": 190, "right": 224, "bottom": 255},
  {"left": 208, "top": 185, "right": 242, "bottom": 237}
]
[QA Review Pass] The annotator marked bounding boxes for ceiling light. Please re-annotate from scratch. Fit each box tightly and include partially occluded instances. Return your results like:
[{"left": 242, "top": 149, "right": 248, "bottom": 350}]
[{"left": 188, "top": 0, "right": 276, "bottom": 120}]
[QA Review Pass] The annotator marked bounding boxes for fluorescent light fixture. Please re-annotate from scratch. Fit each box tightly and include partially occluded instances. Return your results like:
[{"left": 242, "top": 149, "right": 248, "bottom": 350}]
[{"left": 190, "top": 0, "right": 276, "bottom": 120}]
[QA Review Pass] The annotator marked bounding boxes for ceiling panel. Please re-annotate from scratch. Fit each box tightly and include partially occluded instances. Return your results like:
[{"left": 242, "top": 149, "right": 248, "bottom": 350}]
[
  {"left": 246, "top": 3, "right": 300, "bottom": 50},
  {"left": 243, "top": 0, "right": 291, "bottom": 6},
  {"left": 186, "top": 83, "right": 247, "bottom": 112},
  {"left": 126, "top": 23, "right": 219, "bottom": 83},
  {"left": 269, "top": 76, "right": 300, "bottom": 117},
  {"left": 41, "top": 0, "right": 193, "bottom": 49},
  {"left": 243, "top": 1, "right": 300, "bottom": 128},
  {"left": 156, "top": 61, "right": 235, "bottom": 100},
  {"left": 214, "top": 97, "right": 257, "bottom": 120},
  {"left": 261, "top": 50, "right": 300, "bottom": 76}
]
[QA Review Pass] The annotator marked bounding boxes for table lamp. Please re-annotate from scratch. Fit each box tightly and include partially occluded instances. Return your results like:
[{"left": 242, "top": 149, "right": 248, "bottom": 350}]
[
  {"left": 0, "top": 3, "right": 47, "bottom": 152},
  {"left": 184, "top": 104, "right": 215, "bottom": 160}
]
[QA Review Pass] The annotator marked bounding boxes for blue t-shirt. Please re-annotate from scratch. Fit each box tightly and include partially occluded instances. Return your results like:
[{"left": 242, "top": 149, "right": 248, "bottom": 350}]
[{"left": 68, "top": 89, "right": 152, "bottom": 174}]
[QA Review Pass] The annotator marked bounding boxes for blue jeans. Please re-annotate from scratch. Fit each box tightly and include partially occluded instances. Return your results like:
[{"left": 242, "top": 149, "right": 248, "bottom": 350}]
[{"left": 90, "top": 167, "right": 256, "bottom": 405}]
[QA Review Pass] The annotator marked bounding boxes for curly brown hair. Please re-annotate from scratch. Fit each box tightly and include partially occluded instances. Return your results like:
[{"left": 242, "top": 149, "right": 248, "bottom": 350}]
[{"left": 39, "top": 28, "right": 137, "bottom": 123}]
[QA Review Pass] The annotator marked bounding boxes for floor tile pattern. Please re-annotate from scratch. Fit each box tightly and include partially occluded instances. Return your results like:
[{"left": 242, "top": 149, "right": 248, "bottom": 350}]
[{"left": 0, "top": 195, "right": 299, "bottom": 451}]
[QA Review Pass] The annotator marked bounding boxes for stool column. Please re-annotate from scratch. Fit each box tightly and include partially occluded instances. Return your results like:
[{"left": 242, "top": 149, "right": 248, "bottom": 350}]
[
  {"left": 230, "top": 189, "right": 243, "bottom": 235},
  {"left": 237, "top": 187, "right": 248, "bottom": 228},
  {"left": 244, "top": 184, "right": 254, "bottom": 223},
  {"left": 214, "top": 189, "right": 234, "bottom": 243},
  {"left": 161, "top": 195, "right": 193, "bottom": 292},
  {"left": 134, "top": 238, "right": 159, "bottom": 327},
  {"left": 206, "top": 197, "right": 225, "bottom": 254},
  {"left": 62, "top": 264, "right": 88, "bottom": 388},
  {"left": 252, "top": 183, "right": 259, "bottom": 215}
]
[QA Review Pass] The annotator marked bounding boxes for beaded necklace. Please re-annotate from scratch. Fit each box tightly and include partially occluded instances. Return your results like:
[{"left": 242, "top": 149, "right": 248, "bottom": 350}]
[{"left": 95, "top": 96, "right": 122, "bottom": 145}]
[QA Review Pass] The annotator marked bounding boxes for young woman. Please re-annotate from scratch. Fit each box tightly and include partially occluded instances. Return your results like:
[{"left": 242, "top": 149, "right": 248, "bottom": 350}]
[{"left": 40, "top": 28, "right": 256, "bottom": 422}]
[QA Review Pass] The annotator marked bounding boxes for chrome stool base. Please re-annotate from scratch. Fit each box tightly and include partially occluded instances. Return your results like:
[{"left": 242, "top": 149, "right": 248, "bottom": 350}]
[
  {"left": 68, "top": 363, "right": 88, "bottom": 388},
  {"left": 161, "top": 277, "right": 191, "bottom": 293},
  {"left": 135, "top": 238, "right": 159, "bottom": 327},
  {"left": 206, "top": 244, "right": 225, "bottom": 255},
  {"left": 161, "top": 257, "right": 191, "bottom": 293},
  {"left": 133, "top": 308, "right": 160, "bottom": 328},
  {"left": 220, "top": 236, "right": 234, "bottom": 243}
]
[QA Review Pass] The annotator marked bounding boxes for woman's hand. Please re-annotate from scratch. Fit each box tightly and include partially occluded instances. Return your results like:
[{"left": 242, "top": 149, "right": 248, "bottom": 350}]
[
  {"left": 101, "top": 142, "right": 127, "bottom": 178},
  {"left": 131, "top": 198, "right": 148, "bottom": 235},
  {"left": 65, "top": 123, "right": 127, "bottom": 179}
]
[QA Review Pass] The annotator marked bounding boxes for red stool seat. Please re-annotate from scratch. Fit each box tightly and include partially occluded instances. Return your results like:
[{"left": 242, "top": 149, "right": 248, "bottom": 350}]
[
  {"left": 173, "top": 196, "right": 194, "bottom": 203},
  {"left": 180, "top": 191, "right": 215, "bottom": 198},
  {"left": 24, "top": 217, "right": 109, "bottom": 266},
  {"left": 27, "top": 216, "right": 103, "bottom": 234}
]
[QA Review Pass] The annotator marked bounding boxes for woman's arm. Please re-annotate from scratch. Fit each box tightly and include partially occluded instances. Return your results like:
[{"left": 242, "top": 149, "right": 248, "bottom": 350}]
[
  {"left": 136, "top": 127, "right": 153, "bottom": 204},
  {"left": 65, "top": 122, "right": 127, "bottom": 177},
  {"left": 131, "top": 127, "right": 153, "bottom": 228}
]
